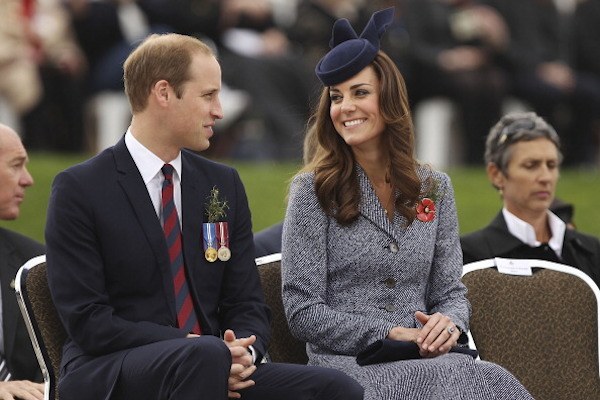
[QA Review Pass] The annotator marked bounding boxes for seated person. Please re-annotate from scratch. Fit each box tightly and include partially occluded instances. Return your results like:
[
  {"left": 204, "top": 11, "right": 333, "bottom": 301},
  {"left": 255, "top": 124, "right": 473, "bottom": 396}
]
[
  {"left": 281, "top": 8, "right": 533, "bottom": 399},
  {"left": 44, "top": 32, "right": 364, "bottom": 400},
  {"left": 461, "top": 111, "right": 600, "bottom": 286},
  {"left": 0, "top": 123, "right": 45, "bottom": 398},
  {"left": 254, "top": 222, "right": 283, "bottom": 258}
]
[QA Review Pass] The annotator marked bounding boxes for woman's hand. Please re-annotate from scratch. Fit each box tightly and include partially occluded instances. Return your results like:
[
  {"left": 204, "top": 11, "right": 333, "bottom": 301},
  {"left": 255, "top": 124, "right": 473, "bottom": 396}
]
[
  {"left": 414, "top": 311, "right": 459, "bottom": 358},
  {"left": 387, "top": 326, "right": 421, "bottom": 342}
]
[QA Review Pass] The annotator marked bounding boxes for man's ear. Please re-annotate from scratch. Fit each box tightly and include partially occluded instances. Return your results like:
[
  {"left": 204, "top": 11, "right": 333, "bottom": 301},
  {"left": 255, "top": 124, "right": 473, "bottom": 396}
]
[{"left": 152, "top": 80, "right": 170, "bottom": 105}]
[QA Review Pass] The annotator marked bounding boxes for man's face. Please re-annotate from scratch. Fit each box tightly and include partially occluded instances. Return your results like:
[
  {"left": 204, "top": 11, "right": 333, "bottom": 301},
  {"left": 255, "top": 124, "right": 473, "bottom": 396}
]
[
  {"left": 169, "top": 53, "right": 223, "bottom": 152},
  {"left": 0, "top": 129, "right": 33, "bottom": 220}
]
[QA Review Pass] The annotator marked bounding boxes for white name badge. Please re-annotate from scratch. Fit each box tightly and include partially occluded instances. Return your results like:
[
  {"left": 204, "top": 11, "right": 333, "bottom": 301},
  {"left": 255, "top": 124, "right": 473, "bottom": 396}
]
[{"left": 495, "top": 257, "right": 532, "bottom": 276}]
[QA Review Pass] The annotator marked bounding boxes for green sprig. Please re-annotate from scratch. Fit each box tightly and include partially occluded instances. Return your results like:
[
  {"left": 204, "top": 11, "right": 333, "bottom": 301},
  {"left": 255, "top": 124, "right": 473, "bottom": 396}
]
[{"left": 205, "top": 186, "right": 229, "bottom": 223}]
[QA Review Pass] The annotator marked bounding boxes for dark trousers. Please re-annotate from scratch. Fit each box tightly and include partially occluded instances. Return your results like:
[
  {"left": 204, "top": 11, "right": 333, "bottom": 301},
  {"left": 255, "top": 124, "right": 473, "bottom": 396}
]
[{"left": 111, "top": 336, "right": 364, "bottom": 400}]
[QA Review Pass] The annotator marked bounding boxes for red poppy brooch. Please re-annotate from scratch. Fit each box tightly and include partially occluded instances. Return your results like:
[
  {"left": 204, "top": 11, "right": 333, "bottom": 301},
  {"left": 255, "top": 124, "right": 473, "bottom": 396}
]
[
  {"left": 416, "top": 178, "right": 442, "bottom": 222},
  {"left": 416, "top": 198, "right": 436, "bottom": 222}
]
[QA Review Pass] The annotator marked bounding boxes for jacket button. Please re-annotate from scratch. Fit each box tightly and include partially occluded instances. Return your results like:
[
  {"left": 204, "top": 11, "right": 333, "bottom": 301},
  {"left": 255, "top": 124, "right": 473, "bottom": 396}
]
[
  {"left": 389, "top": 243, "right": 399, "bottom": 253},
  {"left": 383, "top": 278, "right": 396, "bottom": 288},
  {"left": 385, "top": 304, "right": 397, "bottom": 312}
]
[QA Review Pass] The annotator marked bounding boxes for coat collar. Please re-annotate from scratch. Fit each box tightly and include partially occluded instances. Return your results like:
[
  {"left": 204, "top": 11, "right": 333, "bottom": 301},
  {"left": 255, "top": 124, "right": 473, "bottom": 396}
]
[{"left": 356, "top": 164, "right": 400, "bottom": 239}]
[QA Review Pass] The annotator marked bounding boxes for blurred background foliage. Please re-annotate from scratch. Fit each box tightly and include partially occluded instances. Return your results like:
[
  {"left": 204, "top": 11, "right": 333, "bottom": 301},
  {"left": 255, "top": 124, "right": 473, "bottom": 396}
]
[{"left": 1, "top": 152, "right": 598, "bottom": 243}]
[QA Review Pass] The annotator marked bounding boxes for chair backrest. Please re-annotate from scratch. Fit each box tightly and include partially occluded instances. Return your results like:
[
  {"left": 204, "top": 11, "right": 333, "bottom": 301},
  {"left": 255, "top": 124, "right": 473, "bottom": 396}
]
[
  {"left": 255, "top": 253, "right": 308, "bottom": 364},
  {"left": 462, "top": 258, "right": 600, "bottom": 400},
  {"left": 15, "top": 255, "right": 66, "bottom": 400}
]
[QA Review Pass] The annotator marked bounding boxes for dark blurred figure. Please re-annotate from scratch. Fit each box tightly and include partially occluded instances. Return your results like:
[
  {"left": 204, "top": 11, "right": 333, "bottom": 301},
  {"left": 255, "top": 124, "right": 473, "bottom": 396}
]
[
  {"left": 572, "top": 0, "right": 600, "bottom": 164},
  {"left": 0, "top": 0, "right": 87, "bottom": 152},
  {"left": 287, "top": 0, "right": 411, "bottom": 94},
  {"left": 486, "top": 0, "right": 600, "bottom": 166},
  {"left": 254, "top": 222, "right": 283, "bottom": 258},
  {"left": 405, "top": 0, "right": 510, "bottom": 165},
  {"left": 287, "top": 0, "right": 370, "bottom": 72},
  {"left": 141, "top": 0, "right": 314, "bottom": 160},
  {"left": 65, "top": 0, "right": 173, "bottom": 151},
  {"left": 66, "top": 0, "right": 251, "bottom": 153},
  {"left": 67, "top": 0, "right": 213, "bottom": 96},
  {"left": 550, "top": 197, "right": 575, "bottom": 230},
  {"left": 215, "top": 0, "right": 315, "bottom": 160}
]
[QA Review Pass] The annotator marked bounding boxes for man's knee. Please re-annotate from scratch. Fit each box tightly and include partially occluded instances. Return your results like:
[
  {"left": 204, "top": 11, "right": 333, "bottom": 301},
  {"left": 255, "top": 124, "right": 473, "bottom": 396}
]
[{"left": 182, "top": 335, "right": 231, "bottom": 371}]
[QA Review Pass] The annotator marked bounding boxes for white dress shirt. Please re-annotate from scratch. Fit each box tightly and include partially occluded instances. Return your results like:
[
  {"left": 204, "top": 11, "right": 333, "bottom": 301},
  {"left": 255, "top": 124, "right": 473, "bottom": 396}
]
[
  {"left": 125, "top": 130, "right": 182, "bottom": 225},
  {"left": 502, "top": 207, "right": 566, "bottom": 258}
]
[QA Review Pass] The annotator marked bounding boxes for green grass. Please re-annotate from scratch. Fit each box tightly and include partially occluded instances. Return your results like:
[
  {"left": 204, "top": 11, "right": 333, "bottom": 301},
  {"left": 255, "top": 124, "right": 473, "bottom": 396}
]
[{"left": 2, "top": 152, "right": 599, "bottom": 242}]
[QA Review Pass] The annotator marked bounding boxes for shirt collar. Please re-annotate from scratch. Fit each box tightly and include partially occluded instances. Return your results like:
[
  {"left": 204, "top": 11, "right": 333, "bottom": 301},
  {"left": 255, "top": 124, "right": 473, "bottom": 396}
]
[
  {"left": 125, "top": 129, "right": 182, "bottom": 184},
  {"left": 502, "top": 207, "right": 566, "bottom": 256}
]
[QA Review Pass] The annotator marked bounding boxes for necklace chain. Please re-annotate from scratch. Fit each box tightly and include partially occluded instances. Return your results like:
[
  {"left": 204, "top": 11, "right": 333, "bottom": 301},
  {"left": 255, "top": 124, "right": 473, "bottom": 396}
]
[{"left": 382, "top": 185, "right": 394, "bottom": 217}]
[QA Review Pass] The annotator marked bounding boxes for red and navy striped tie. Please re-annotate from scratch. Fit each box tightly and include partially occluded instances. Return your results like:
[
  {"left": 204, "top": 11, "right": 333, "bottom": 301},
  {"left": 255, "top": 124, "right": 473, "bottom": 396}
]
[{"left": 161, "top": 164, "right": 201, "bottom": 334}]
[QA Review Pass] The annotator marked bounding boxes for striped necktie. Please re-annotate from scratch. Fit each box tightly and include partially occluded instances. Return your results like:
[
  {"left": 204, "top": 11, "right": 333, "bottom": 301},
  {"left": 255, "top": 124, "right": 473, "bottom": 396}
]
[
  {"left": 161, "top": 164, "right": 201, "bottom": 334},
  {"left": 0, "top": 353, "right": 11, "bottom": 381}
]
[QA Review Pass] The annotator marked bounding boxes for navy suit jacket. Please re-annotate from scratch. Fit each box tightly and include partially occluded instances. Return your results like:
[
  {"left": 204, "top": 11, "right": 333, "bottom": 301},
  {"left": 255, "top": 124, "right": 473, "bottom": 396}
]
[
  {"left": 461, "top": 212, "right": 600, "bottom": 286},
  {"left": 45, "top": 138, "right": 271, "bottom": 399},
  {"left": 0, "top": 228, "right": 44, "bottom": 381}
]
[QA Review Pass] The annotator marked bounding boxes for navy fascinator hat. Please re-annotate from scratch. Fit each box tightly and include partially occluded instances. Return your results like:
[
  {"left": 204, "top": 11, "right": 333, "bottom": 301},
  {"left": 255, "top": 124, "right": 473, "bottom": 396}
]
[{"left": 315, "top": 7, "right": 395, "bottom": 86}]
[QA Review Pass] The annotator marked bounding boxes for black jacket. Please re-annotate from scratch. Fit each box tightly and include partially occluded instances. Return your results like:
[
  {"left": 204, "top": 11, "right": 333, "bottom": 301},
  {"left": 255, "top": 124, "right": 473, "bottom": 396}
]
[
  {"left": 0, "top": 227, "right": 44, "bottom": 381},
  {"left": 461, "top": 212, "right": 600, "bottom": 286}
]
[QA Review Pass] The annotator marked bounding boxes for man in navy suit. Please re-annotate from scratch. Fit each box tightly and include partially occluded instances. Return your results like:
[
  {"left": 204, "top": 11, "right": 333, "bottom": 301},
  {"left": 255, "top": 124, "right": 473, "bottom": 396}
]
[
  {"left": 45, "top": 33, "right": 363, "bottom": 400},
  {"left": 0, "top": 123, "right": 44, "bottom": 399}
]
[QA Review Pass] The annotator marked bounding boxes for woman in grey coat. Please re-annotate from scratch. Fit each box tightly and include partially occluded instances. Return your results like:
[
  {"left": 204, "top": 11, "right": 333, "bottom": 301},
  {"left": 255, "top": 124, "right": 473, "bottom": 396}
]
[{"left": 281, "top": 7, "right": 533, "bottom": 399}]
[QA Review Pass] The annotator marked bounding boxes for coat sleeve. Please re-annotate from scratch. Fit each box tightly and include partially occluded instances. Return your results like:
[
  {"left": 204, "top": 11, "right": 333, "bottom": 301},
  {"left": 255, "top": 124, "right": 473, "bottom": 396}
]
[
  {"left": 281, "top": 173, "right": 395, "bottom": 355},
  {"left": 424, "top": 172, "right": 471, "bottom": 333}
]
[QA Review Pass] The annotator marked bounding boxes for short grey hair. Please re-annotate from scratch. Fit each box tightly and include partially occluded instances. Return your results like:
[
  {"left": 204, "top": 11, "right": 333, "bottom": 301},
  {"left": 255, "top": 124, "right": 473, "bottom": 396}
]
[{"left": 484, "top": 111, "right": 562, "bottom": 174}]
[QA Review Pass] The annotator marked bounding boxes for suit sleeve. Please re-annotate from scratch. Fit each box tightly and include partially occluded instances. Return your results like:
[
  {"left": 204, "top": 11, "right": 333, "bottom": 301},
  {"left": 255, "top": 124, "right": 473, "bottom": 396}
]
[{"left": 45, "top": 170, "right": 185, "bottom": 357}]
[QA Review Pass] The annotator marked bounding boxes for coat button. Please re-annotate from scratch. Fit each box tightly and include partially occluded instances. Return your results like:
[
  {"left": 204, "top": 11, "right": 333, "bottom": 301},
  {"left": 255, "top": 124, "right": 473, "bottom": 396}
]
[
  {"left": 389, "top": 243, "right": 399, "bottom": 253},
  {"left": 385, "top": 304, "right": 397, "bottom": 312},
  {"left": 383, "top": 278, "right": 396, "bottom": 288}
]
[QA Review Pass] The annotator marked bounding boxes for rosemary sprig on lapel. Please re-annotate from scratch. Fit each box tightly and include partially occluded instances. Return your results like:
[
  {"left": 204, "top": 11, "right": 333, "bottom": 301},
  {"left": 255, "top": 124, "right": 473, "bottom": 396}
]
[{"left": 206, "top": 186, "right": 229, "bottom": 223}]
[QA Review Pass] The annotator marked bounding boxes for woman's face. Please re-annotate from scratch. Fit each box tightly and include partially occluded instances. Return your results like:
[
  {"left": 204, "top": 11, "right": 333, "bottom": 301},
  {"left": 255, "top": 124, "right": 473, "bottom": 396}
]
[
  {"left": 328, "top": 66, "right": 386, "bottom": 152},
  {"left": 488, "top": 137, "right": 560, "bottom": 221}
]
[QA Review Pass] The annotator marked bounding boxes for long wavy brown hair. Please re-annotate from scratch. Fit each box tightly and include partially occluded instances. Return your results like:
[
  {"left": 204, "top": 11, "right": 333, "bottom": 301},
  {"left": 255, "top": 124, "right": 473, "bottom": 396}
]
[{"left": 301, "top": 51, "right": 422, "bottom": 226}]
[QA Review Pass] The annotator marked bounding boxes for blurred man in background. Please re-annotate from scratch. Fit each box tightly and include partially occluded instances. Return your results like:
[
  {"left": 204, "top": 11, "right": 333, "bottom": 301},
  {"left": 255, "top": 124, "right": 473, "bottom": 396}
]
[{"left": 0, "top": 123, "right": 44, "bottom": 399}]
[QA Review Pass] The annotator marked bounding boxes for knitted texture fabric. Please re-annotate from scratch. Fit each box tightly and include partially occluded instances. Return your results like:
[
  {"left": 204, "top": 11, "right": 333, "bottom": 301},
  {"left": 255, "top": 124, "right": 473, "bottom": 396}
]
[{"left": 282, "top": 165, "right": 533, "bottom": 399}]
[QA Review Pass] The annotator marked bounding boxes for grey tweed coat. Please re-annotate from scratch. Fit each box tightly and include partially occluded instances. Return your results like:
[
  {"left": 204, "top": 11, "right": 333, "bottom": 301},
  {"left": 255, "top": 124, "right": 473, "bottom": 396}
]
[{"left": 281, "top": 165, "right": 533, "bottom": 399}]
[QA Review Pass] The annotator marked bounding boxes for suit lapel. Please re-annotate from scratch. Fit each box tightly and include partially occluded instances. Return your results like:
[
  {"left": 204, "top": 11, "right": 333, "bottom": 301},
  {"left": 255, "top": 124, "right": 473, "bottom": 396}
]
[
  {"left": 180, "top": 153, "right": 208, "bottom": 268},
  {"left": 180, "top": 153, "right": 213, "bottom": 333},
  {"left": 483, "top": 212, "right": 526, "bottom": 255},
  {"left": 112, "top": 139, "right": 176, "bottom": 320}
]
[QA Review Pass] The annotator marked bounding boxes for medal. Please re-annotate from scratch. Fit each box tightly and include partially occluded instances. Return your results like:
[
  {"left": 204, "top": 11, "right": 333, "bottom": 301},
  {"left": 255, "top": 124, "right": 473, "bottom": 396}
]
[
  {"left": 216, "top": 222, "right": 231, "bottom": 261},
  {"left": 217, "top": 246, "right": 231, "bottom": 261},
  {"left": 205, "top": 247, "right": 218, "bottom": 262},
  {"left": 202, "top": 223, "right": 218, "bottom": 263}
]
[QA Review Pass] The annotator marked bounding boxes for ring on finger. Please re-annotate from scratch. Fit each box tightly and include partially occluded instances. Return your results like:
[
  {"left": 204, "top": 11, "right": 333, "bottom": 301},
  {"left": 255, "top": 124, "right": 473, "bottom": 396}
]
[{"left": 447, "top": 326, "right": 455, "bottom": 335}]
